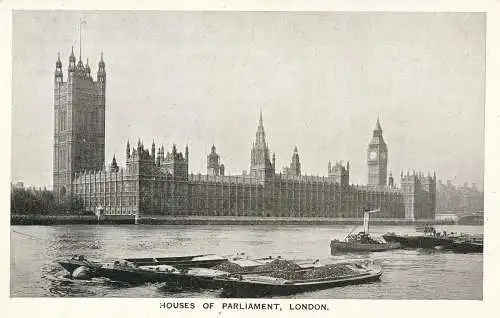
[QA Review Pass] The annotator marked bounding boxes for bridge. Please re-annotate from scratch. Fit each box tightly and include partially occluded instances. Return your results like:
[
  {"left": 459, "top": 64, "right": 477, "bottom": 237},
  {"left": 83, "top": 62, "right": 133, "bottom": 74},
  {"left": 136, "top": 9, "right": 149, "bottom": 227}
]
[{"left": 456, "top": 212, "right": 484, "bottom": 225}]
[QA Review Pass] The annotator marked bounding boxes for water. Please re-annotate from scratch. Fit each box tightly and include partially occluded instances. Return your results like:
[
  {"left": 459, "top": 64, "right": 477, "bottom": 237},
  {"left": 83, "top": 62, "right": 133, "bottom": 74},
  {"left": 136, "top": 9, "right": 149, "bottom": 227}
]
[{"left": 10, "top": 224, "right": 483, "bottom": 299}]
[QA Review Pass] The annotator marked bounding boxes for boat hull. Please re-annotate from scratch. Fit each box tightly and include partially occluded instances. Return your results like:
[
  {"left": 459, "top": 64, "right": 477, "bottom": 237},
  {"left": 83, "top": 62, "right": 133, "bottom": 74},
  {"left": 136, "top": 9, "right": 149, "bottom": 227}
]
[
  {"left": 382, "top": 234, "right": 454, "bottom": 249},
  {"left": 94, "top": 267, "right": 216, "bottom": 287},
  {"left": 217, "top": 269, "right": 382, "bottom": 297},
  {"left": 330, "top": 240, "right": 400, "bottom": 253},
  {"left": 58, "top": 254, "right": 227, "bottom": 273},
  {"left": 448, "top": 242, "right": 483, "bottom": 253},
  {"left": 58, "top": 260, "right": 101, "bottom": 274}
]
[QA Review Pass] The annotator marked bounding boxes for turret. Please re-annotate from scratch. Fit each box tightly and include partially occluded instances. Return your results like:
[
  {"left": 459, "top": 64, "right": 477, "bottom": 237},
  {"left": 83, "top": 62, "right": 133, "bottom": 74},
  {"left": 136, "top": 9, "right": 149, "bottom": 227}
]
[
  {"left": 55, "top": 52, "right": 63, "bottom": 83},
  {"left": 126, "top": 140, "right": 131, "bottom": 160},
  {"left": 68, "top": 46, "right": 76, "bottom": 73},
  {"left": 156, "top": 148, "right": 161, "bottom": 166},
  {"left": 272, "top": 153, "right": 276, "bottom": 171},
  {"left": 151, "top": 139, "right": 156, "bottom": 162},
  {"left": 85, "top": 58, "right": 92, "bottom": 78},
  {"left": 76, "top": 55, "right": 85, "bottom": 75},
  {"left": 110, "top": 155, "right": 118, "bottom": 172},
  {"left": 185, "top": 145, "right": 189, "bottom": 162},
  {"left": 388, "top": 171, "right": 394, "bottom": 187},
  {"left": 97, "top": 52, "right": 106, "bottom": 83}
]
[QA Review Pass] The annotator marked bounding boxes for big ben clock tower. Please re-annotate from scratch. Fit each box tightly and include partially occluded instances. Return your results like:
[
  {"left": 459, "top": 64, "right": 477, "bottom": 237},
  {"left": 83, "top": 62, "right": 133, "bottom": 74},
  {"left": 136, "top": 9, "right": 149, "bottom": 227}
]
[{"left": 367, "top": 117, "right": 388, "bottom": 187}]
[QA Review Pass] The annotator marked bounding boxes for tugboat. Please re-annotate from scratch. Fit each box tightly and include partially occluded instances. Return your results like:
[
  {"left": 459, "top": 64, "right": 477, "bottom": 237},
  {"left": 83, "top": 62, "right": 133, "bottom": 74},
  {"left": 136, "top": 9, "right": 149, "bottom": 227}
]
[{"left": 331, "top": 209, "right": 401, "bottom": 253}]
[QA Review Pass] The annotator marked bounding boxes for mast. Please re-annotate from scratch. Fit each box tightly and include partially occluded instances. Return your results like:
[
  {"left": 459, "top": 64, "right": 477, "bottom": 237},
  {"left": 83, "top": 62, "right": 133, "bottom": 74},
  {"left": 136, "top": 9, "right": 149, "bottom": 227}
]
[{"left": 363, "top": 208, "right": 381, "bottom": 234}]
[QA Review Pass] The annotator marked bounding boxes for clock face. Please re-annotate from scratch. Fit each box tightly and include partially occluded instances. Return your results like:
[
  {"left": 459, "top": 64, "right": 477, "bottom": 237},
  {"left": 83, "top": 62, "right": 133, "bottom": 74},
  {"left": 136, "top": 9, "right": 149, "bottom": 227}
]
[{"left": 369, "top": 151, "right": 377, "bottom": 160}]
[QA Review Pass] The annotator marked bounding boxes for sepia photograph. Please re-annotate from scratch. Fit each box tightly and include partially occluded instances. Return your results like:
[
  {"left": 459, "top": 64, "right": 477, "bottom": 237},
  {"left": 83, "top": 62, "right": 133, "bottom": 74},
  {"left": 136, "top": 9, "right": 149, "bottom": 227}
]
[{"left": 8, "top": 9, "right": 486, "bottom": 302}]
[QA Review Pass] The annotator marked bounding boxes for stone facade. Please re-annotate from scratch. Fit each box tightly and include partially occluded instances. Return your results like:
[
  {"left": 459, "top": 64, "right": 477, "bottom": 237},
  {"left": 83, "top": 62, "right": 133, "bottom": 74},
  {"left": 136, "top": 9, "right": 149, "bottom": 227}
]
[
  {"left": 54, "top": 49, "right": 436, "bottom": 220},
  {"left": 53, "top": 48, "right": 105, "bottom": 199},
  {"left": 437, "top": 180, "right": 483, "bottom": 215}
]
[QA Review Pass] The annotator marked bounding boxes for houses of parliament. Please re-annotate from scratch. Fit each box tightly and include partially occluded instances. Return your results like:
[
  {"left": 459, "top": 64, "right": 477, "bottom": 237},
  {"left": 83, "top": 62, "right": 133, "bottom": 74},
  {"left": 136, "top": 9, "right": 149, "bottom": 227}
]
[{"left": 53, "top": 49, "right": 436, "bottom": 220}]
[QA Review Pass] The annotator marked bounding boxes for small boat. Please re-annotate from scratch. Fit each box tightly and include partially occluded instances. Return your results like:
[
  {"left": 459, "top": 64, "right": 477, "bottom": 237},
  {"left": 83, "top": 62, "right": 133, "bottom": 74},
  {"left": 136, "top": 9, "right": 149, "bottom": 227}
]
[
  {"left": 331, "top": 209, "right": 400, "bottom": 253},
  {"left": 215, "top": 259, "right": 382, "bottom": 297}
]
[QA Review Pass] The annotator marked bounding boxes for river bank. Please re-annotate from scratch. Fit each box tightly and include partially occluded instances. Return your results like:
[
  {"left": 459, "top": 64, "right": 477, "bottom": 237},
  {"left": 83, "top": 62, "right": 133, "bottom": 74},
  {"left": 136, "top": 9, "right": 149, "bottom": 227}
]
[{"left": 10, "top": 214, "right": 455, "bottom": 226}]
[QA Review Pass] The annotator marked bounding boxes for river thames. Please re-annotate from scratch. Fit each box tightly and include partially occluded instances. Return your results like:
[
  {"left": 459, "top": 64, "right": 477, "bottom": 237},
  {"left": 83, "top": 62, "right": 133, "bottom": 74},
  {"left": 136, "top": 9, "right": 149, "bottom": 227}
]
[{"left": 10, "top": 224, "right": 482, "bottom": 299}]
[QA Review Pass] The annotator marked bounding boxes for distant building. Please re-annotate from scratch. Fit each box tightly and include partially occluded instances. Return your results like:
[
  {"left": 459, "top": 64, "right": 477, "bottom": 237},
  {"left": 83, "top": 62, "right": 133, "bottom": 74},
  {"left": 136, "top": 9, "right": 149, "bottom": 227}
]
[
  {"left": 11, "top": 182, "right": 24, "bottom": 189},
  {"left": 53, "top": 48, "right": 436, "bottom": 219},
  {"left": 437, "top": 180, "right": 483, "bottom": 215},
  {"left": 207, "top": 145, "right": 225, "bottom": 176}
]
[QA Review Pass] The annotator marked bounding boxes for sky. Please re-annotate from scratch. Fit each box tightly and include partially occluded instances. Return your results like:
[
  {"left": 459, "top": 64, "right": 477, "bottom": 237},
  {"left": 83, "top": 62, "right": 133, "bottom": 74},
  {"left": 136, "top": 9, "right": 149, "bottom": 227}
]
[{"left": 11, "top": 11, "right": 485, "bottom": 189}]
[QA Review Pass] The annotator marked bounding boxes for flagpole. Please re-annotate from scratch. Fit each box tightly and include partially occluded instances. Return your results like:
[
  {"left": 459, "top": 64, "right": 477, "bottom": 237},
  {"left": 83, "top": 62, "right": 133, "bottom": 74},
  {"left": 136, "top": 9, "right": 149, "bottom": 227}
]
[
  {"left": 79, "top": 18, "right": 82, "bottom": 59},
  {"left": 79, "top": 19, "right": 86, "bottom": 60}
]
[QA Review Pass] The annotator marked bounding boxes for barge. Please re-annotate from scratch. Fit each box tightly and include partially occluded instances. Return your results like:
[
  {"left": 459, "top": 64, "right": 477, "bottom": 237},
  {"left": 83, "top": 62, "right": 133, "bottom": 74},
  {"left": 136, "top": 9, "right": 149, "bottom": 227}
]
[
  {"left": 57, "top": 254, "right": 383, "bottom": 295},
  {"left": 216, "top": 259, "right": 382, "bottom": 297},
  {"left": 382, "top": 227, "right": 483, "bottom": 253}
]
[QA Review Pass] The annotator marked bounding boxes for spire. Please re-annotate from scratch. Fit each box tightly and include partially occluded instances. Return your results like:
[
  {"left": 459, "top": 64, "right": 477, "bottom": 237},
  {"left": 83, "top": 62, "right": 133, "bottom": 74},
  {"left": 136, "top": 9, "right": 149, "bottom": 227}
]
[
  {"left": 374, "top": 115, "right": 382, "bottom": 132},
  {"left": 56, "top": 52, "right": 62, "bottom": 67},
  {"left": 111, "top": 155, "right": 118, "bottom": 172},
  {"left": 97, "top": 52, "right": 106, "bottom": 82},
  {"left": 84, "top": 58, "right": 91, "bottom": 77},
  {"left": 294, "top": 146, "right": 298, "bottom": 153},
  {"left": 151, "top": 139, "right": 156, "bottom": 161},
  {"left": 70, "top": 46, "right": 75, "bottom": 61},
  {"left": 255, "top": 110, "right": 266, "bottom": 145}
]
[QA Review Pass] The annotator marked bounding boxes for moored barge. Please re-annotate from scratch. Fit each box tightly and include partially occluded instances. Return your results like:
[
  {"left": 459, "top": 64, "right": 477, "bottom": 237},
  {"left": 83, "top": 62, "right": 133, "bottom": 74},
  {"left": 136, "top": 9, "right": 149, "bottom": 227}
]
[{"left": 216, "top": 259, "right": 382, "bottom": 297}]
